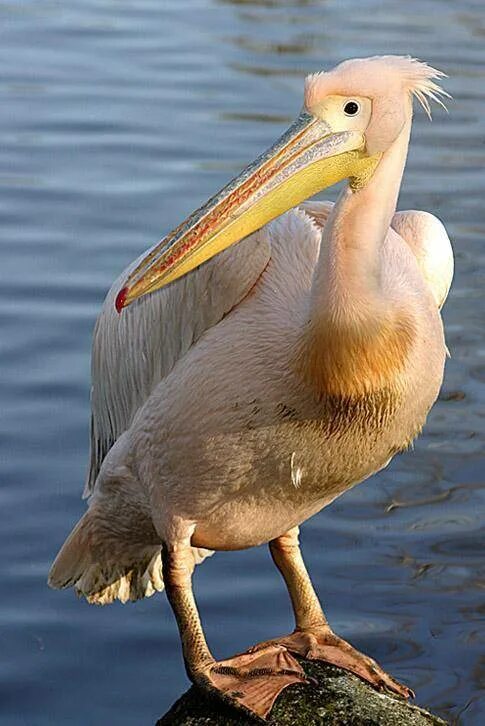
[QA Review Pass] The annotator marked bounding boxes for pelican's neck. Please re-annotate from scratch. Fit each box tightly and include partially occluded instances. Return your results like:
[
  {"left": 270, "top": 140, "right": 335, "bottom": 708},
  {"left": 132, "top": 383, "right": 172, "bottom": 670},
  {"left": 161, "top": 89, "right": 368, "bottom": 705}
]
[
  {"left": 301, "top": 117, "right": 415, "bottom": 397},
  {"left": 314, "top": 117, "right": 411, "bottom": 320}
]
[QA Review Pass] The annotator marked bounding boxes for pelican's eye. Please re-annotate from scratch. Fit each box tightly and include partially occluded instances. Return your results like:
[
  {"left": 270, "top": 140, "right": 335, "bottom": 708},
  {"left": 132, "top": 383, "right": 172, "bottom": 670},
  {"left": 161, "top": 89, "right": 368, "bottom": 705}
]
[{"left": 343, "top": 100, "right": 360, "bottom": 116}]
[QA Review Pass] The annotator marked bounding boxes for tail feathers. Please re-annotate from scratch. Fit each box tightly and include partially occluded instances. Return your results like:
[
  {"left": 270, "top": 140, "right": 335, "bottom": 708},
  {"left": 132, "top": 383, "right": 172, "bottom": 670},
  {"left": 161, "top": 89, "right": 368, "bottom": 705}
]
[
  {"left": 74, "top": 548, "right": 165, "bottom": 605},
  {"left": 48, "top": 511, "right": 164, "bottom": 605},
  {"left": 48, "top": 510, "right": 214, "bottom": 605},
  {"left": 48, "top": 513, "right": 93, "bottom": 590}
]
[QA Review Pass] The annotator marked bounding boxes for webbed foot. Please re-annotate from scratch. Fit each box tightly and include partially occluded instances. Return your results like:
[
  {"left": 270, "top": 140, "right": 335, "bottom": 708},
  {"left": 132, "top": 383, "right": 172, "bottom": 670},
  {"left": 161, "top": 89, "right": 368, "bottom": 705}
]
[
  {"left": 193, "top": 644, "right": 308, "bottom": 720},
  {"left": 249, "top": 627, "right": 413, "bottom": 699}
]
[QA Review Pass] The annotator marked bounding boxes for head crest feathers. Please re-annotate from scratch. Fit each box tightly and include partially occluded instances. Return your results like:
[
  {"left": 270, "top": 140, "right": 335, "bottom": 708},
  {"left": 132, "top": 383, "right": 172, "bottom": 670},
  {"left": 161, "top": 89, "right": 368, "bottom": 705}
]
[{"left": 304, "top": 56, "right": 450, "bottom": 119}]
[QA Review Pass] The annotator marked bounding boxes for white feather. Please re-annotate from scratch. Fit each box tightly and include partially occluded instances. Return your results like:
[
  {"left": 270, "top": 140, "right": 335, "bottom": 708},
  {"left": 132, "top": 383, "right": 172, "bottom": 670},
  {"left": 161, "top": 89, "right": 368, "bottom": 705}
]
[{"left": 86, "top": 230, "right": 270, "bottom": 495}]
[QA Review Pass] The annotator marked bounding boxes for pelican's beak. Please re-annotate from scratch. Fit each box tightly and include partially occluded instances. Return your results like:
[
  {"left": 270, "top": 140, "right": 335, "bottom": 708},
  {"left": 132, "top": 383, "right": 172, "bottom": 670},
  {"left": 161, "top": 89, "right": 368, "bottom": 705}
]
[{"left": 116, "top": 111, "right": 379, "bottom": 311}]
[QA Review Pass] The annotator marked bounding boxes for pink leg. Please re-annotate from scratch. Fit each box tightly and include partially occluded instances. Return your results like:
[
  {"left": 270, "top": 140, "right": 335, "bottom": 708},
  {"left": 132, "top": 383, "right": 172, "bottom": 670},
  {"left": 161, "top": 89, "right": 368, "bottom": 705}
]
[
  {"left": 250, "top": 527, "right": 413, "bottom": 699},
  {"left": 161, "top": 533, "right": 308, "bottom": 720}
]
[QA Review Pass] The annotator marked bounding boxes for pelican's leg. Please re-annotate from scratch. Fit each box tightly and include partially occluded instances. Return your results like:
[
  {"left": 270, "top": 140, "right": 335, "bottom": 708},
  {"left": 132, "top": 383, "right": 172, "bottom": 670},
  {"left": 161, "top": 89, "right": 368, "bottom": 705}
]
[
  {"left": 250, "top": 527, "right": 413, "bottom": 699},
  {"left": 161, "top": 532, "right": 307, "bottom": 720}
]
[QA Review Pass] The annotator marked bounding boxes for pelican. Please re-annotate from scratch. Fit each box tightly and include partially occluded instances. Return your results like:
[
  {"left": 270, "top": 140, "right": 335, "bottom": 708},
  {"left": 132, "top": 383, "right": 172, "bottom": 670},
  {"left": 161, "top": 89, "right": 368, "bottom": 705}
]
[{"left": 49, "top": 56, "right": 453, "bottom": 719}]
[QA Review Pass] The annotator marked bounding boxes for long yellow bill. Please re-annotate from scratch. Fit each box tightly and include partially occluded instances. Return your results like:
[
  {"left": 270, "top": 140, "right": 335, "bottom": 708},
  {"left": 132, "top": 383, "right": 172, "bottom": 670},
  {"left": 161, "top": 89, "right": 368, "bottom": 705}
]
[{"left": 116, "top": 112, "right": 376, "bottom": 312}]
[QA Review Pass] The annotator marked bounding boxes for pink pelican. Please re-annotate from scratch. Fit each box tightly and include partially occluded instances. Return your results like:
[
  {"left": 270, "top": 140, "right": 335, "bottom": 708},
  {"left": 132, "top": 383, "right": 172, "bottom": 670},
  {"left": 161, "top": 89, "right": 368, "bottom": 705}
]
[{"left": 49, "top": 56, "right": 453, "bottom": 719}]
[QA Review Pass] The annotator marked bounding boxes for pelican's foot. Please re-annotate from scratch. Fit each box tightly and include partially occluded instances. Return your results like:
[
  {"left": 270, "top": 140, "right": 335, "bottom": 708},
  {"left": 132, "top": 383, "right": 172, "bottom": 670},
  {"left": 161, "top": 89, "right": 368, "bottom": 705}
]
[
  {"left": 193, "top": 644, "right": 308, "bottom": 720},
  {"left": 249, "top": 627, "right": 413, "bottom": 700}
]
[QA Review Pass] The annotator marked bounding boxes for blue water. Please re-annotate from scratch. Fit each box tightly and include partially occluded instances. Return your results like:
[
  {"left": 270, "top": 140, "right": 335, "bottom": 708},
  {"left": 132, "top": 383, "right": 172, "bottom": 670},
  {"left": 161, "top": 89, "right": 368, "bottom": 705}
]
[{"left": 1, "top": 1, "right": 484, "bottom": 724}]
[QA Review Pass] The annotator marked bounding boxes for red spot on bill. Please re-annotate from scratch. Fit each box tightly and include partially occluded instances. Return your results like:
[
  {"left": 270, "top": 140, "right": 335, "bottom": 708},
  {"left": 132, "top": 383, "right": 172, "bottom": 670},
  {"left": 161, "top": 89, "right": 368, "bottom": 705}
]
[{"left": 115, "top": 287, "right": 128, "bottom": 313}]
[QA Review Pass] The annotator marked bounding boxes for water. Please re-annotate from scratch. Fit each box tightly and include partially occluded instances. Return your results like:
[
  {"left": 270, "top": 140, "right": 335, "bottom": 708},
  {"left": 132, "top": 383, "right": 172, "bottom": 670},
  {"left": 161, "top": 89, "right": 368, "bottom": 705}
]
[{"left": 1, "top": 1, "right": 484, "bottom": 723}]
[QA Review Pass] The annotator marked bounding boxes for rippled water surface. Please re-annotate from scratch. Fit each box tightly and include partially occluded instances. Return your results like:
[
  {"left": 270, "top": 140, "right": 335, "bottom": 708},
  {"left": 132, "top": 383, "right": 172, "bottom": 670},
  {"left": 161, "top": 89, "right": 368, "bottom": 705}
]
[{"left": 1, "top": 1, "right": 484, "bottom": 724}]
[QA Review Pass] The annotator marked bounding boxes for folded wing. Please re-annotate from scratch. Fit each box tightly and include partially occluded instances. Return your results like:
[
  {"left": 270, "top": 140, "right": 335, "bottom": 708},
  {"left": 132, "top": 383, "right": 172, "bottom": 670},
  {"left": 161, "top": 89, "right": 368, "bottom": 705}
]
[{"left": 86, "top": 230, "right": 271, "bottom": 495}]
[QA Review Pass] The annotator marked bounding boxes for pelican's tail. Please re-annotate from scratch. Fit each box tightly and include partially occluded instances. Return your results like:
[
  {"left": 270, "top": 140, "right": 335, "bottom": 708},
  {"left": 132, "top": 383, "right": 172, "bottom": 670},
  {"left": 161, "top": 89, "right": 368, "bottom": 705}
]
[
  {"left": 48, "top": 504, "right": 213, "bottom": 605},
  {"left": 48, "top": 508, "right": 165, "bottom": 605}
]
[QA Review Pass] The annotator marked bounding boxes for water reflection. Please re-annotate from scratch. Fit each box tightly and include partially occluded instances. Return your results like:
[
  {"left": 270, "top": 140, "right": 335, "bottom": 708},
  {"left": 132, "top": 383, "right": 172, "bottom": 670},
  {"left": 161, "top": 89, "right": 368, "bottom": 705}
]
[{"left": 220, "top": 0, "right": 323, "bottom": 7}]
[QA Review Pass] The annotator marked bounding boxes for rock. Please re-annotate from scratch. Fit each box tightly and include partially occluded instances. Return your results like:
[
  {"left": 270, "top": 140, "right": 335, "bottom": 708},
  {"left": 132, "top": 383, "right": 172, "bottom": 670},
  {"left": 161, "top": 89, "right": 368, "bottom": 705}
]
[{"left": 156, "top": 659, "right": 447, "bottom": 725}]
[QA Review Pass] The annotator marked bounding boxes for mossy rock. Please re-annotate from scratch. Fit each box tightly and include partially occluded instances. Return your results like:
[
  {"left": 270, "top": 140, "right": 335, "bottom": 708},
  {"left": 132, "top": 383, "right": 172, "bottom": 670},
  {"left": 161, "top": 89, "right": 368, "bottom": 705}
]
[{"left": 157, "top": 659, "right": 447, "bottom": 725}]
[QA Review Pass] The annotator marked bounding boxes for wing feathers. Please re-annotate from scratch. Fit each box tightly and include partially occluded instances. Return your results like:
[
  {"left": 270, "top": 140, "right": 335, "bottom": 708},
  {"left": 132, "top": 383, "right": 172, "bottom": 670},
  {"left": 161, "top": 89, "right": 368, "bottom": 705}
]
[{"left": 85, "top": 231, "right": 271, "bottom": 495}]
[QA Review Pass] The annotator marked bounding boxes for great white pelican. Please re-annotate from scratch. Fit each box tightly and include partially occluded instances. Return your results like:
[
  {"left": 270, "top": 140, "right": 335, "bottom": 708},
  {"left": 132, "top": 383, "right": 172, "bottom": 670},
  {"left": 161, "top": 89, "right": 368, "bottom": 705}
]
[{"left": 49, "top": 56, "right": 453, "bottom": 719}]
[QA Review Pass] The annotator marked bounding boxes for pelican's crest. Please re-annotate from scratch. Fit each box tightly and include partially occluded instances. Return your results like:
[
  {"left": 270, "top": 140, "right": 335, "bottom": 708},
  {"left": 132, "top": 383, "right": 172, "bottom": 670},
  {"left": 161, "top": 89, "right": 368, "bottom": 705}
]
[{"left": 305, "top": 56, "right": 450, "bottom": 119}]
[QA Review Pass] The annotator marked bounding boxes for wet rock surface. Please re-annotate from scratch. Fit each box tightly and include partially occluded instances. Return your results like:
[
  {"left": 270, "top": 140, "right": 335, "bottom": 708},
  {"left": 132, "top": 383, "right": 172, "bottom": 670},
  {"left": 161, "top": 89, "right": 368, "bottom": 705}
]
[{"left": 157, "top": 659, "right": 447, "bottom": 725}]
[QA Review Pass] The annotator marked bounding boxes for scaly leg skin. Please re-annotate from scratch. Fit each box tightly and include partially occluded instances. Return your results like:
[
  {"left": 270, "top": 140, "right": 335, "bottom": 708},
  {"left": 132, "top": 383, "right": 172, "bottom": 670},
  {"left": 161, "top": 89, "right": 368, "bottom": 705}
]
[
  {"left": 161, "top": 530, "right": 308, "bottom": 720},
  {"left": 249, "top": 527, "right": 414, "bottom": 699}
]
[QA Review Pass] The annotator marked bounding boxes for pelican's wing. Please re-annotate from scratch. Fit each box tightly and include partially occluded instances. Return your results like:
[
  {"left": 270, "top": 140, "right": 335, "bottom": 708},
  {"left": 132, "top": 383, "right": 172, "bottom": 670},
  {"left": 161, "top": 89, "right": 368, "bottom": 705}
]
[
  {"left": 391, "top": 211, "right": 453, "bottom": 309},
  {"left": 86, "top": 231, "right": 271, "bottom": 495},
  {"left": 299, "top": 200, "right": 334, "bottom": 229}
]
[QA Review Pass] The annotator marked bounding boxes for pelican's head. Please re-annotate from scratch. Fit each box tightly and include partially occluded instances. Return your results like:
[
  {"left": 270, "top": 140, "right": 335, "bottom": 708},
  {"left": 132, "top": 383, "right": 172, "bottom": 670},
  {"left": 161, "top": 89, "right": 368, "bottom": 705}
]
[{"left": 116, "top": 55, "right": 448, "bottom": 311}]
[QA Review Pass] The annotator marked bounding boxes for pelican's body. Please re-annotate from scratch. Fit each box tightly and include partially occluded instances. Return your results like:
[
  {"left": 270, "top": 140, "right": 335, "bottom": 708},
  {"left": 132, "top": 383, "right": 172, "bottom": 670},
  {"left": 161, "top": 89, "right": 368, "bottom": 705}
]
[
  {"left": 90, "top": 206, "right": 447, "bottom": 557},
  {"left": 50, "top": 56, "right": 453, "bottom": 718}
]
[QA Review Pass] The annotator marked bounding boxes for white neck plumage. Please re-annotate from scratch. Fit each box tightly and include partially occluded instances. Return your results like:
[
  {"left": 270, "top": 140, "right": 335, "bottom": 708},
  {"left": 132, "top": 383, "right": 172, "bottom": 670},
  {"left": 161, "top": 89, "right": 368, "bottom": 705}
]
[{"left": 298, "top": 116, "right": 415, "bottom": 399}]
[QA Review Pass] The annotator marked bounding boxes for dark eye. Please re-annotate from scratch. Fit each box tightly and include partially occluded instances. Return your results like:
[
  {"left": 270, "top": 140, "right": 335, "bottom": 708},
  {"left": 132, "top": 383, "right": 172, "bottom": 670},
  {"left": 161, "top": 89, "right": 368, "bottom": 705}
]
[{"left": 343, "top": 100, "right": 360, "bottom": 116}]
